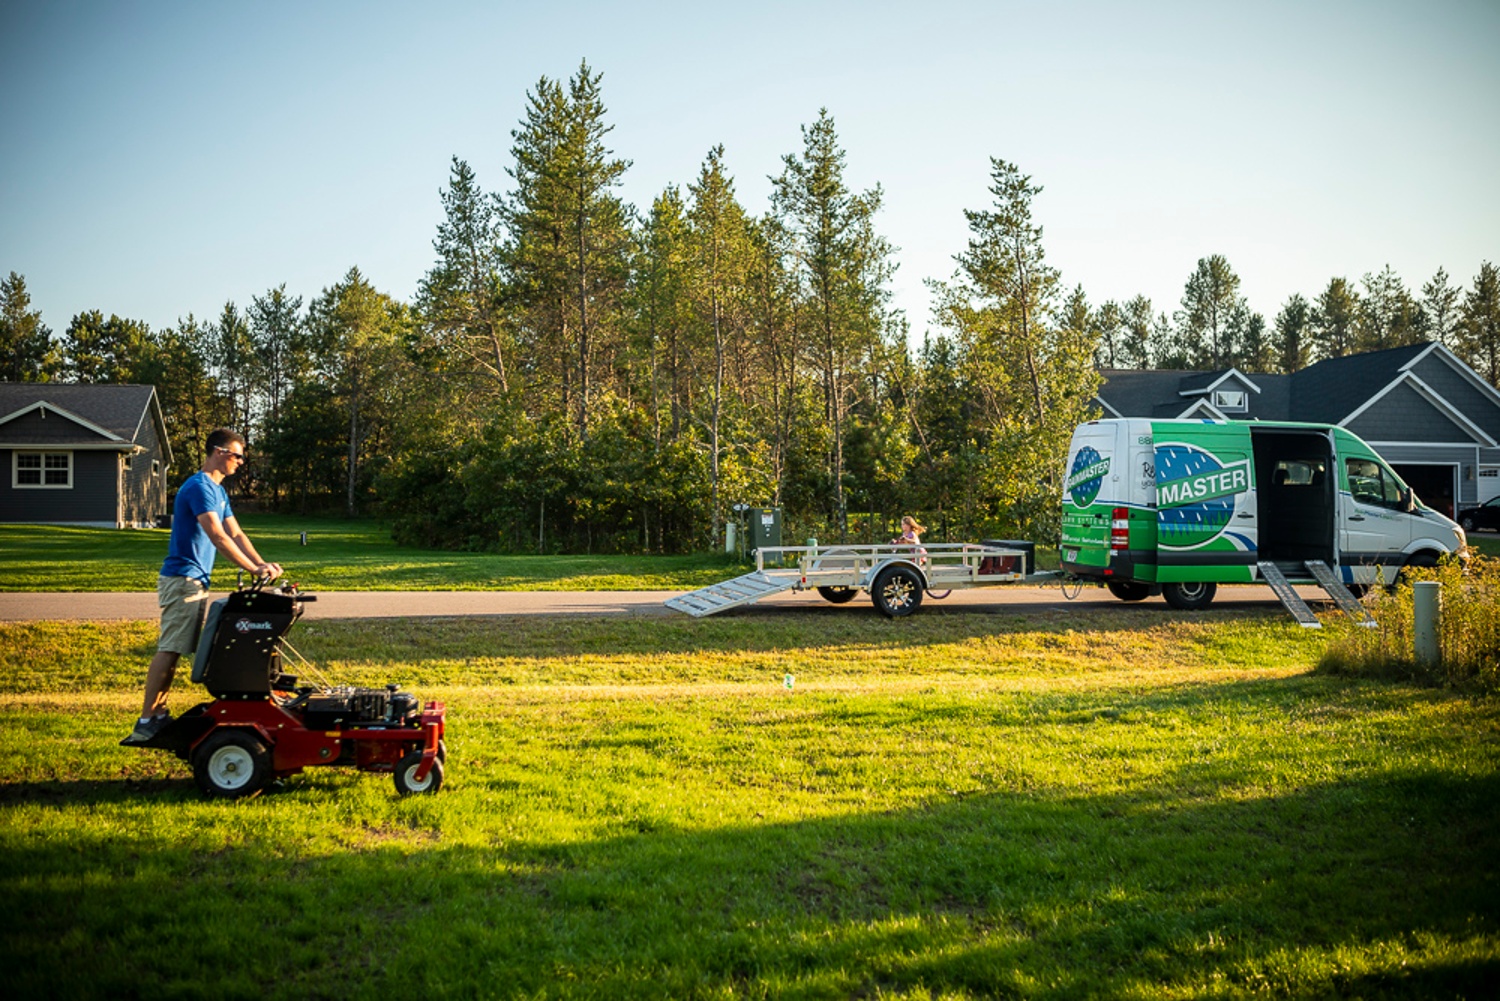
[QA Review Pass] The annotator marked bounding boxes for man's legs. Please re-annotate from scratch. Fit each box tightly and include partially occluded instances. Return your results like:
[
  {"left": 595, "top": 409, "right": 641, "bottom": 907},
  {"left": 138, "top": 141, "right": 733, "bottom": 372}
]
[{"left": 141, "top": 650, "right": 180, "bottom": 718}]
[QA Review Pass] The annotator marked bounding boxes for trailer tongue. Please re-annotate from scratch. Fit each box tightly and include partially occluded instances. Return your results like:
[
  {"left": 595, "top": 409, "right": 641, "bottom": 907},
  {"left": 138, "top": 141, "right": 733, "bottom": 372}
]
[{"left": 666, "top": 541, "right": 1052, "bottom": 618}]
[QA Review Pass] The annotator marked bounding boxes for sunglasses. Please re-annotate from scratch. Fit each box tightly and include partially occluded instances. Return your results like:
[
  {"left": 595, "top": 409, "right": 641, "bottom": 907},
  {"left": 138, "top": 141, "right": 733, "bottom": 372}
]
[{"left": 216, "top": 447, "right": 247, "bottom": 461}]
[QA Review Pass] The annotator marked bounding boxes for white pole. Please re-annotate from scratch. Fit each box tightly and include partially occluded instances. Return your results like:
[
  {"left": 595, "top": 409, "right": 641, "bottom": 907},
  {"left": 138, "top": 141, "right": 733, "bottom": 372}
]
[
  {"left": 725, "top": 522, "right": 737, "bottom": 554},
  {"left": 1413, "top": 581, "right": 1441, "bottom": 666}
]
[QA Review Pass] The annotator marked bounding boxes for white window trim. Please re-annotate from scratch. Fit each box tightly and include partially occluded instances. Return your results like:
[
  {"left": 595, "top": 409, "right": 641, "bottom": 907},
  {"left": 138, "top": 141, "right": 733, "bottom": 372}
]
[
  {"left": 12, "top": 450, "right": 74, "bottom": 489},
  {"left": 1212, "top": 389, "right": 1248, "bottom": 412}
]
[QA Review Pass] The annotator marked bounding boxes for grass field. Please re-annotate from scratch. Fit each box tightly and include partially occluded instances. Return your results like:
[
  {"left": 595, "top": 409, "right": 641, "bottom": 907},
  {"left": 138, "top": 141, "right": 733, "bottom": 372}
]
[
  {"left": 0, "top": 516, "right": 749, "bottom": 592},
  {"left": 3, "top": 607, "right": 1496, "bottom": 998}
]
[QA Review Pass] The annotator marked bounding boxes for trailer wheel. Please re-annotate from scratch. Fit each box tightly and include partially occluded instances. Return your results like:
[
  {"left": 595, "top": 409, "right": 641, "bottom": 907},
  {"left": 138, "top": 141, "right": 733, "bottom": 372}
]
[
  {"left": 817, "top": 586, "right": 858, "bottom": 604},
  {"left": 394, "top": 749, "right": 445, "bottom": 796},
  {"left": 1106, "top": 581, "right": 1152, "bottom": 602},
  {"left": 1162, "top": 581, "right": 1217, "bottom": 611},
  {"left": 872, "top": 566, "right": 924, "bottom": 618},
  {"left": 192, "top": 729, "right": 272, "bottom": 800}
]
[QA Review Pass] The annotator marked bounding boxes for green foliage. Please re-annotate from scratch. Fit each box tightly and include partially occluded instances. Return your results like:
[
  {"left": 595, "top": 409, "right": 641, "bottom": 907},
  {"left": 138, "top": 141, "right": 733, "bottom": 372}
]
[
  {"left": 1318, "top": 554, "right": 1500, "bottom": 694},
  {"left": 929, "top": 158, "right": 1102, "bottom": 543},
  {"left": 1459, "top": 261, "right": 1500, "bottom": 386},
  {"left": 0, "top": 271, "right": 57, "bottom": 381}
]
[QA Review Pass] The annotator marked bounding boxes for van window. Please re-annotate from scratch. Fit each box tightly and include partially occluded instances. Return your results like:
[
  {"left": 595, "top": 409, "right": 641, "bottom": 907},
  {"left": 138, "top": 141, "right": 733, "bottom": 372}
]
[
  {"left": 1346, "top": 458, "right": 1403, "bottom": 509},
  {"left": 1273, "top": 459, "right": 1325, "bottom": 486}
]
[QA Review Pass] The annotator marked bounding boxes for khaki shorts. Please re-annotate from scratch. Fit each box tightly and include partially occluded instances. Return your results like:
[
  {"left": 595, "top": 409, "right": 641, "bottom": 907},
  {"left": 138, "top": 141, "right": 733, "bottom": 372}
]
[{"left": 157, "top": 575, "right": 210, "bottom": 655}]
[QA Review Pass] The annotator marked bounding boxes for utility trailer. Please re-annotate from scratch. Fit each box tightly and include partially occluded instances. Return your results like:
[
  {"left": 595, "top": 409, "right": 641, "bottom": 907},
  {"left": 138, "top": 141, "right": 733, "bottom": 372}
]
[{"left": 666, "top": 541, "right": 1052, "bottom": 618}]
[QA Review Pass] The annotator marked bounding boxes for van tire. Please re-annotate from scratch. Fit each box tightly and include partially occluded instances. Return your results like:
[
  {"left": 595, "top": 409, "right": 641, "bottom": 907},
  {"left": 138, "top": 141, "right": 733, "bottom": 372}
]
[
  {"left": 1162, "top": 581, "right": 1217, "bottom": 611},
  {"left": 1107, "top": 581, "right": 1152, "bottom": 602}
]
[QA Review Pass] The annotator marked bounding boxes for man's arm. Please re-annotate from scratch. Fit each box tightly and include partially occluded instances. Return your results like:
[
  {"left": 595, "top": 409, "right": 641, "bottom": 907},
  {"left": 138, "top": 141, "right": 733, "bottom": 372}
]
[{"left": 199, "top": 513, "right": 279, "bottom": 578}]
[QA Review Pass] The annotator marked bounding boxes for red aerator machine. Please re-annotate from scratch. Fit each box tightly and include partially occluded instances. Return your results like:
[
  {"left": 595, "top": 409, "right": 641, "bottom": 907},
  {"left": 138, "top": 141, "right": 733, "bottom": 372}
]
[{"left": 125, "top": 580, "right": 446, "bottom": 799}]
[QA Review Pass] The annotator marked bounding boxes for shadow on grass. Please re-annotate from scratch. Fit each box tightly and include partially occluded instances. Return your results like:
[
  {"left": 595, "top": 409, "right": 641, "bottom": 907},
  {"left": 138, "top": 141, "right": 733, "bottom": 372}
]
[{"left": 4, "top": 681, "right": 1496, "bottom": 998}]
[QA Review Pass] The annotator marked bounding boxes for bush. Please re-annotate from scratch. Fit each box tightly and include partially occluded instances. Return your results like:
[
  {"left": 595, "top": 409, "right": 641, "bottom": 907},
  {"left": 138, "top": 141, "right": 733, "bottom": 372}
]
[{"left": 1318, "top": 552, "right": 1500, "bottom": 694}]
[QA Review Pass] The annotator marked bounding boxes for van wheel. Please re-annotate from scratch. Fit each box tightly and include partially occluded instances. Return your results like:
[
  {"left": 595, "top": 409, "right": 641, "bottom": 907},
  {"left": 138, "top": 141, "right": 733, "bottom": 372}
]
[
  {"left": 1162, "top": 581, "right": 1217, "bottom": 611},
  {"left": 1106, "top": 581, "right": 1152, "bottom": 602}
]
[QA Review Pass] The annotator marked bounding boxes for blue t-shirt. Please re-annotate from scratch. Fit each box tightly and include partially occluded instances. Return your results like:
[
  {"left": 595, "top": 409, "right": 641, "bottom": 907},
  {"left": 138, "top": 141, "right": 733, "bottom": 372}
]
[{"left": 160, "top": 472, "right": 234, "bottom": 585}]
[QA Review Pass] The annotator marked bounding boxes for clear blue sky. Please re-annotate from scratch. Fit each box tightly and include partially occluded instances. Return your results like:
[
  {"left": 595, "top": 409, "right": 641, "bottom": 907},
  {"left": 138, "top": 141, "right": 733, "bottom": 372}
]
[{"left": 3, "top": 0, "right": 1497, "bottom": 344}]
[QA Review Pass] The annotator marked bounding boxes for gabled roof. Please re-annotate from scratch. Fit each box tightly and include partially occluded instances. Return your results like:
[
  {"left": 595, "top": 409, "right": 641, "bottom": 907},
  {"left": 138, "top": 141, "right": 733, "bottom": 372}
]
[
  {"left": 1288, "top": 342, "right": 1432, "bottom": 424},
  {"left": 1097, "top": 342, "right": 1498, "bottom": 441},
  {"left": 0, "top": 383, "right": 172, "bottom": 463}
]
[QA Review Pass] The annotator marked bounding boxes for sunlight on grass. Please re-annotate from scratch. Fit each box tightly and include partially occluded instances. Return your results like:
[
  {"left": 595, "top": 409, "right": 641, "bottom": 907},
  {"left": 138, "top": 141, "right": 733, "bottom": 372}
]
[{"left": 2, "top": 609, "right": 1496, "bottom": 998}]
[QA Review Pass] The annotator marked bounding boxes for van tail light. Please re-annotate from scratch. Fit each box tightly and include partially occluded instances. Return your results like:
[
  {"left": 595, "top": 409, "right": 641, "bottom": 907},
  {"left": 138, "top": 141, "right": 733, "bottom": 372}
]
[{"left": 1110, "top": 507, "right": 1130, "bottom": 550}]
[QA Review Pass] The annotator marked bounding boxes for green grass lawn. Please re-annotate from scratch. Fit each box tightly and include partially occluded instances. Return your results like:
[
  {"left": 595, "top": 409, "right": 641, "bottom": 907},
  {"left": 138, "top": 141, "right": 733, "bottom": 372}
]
[
  {"left": 0, "top": 515, "right": 747, "bottom": 591},
  {"left": 2, "top": 608, "right": 1496, "bottom": 998}
]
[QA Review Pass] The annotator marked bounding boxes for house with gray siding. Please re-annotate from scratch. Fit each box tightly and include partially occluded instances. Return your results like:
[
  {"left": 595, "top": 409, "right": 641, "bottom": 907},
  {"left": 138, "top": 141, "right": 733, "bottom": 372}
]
[
  {"left": 0, "top": 384, "right": 173, "bottom": 528},
  {"left": 1096, "top": 341, "right": 1500, "bottom": 519}
]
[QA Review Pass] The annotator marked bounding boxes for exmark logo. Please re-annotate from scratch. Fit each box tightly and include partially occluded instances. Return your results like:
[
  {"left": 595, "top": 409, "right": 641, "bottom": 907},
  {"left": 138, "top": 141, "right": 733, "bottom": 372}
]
[
  {"left": 1066, "top": 447, "right": 1110, "bottom": 508},
  {"left": 1155, "top": 443, "right": 1250, "bottom": 549},
  {"left": 234, "top": 618, "right": 274, "bottom": 633}
]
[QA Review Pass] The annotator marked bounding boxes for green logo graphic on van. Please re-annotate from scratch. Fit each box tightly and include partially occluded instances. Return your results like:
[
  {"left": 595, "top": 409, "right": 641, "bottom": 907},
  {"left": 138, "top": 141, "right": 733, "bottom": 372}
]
[
  {"left": 1066, "top": 447, "right": 1110, "bottom": 507},
  {"left": 1155, "top": 444, "right": 1249, "bottom": 548}
]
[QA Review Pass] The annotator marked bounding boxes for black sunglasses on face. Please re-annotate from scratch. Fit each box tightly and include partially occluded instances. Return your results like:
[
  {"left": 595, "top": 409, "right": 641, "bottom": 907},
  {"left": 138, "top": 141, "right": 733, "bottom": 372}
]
[{"left": 216, "top": 447, "right": 246, "bottom": 461}]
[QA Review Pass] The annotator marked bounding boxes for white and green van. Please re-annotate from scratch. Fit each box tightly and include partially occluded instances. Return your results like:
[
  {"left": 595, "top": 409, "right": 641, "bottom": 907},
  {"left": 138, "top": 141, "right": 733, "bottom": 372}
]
[{"left": 1060, "top": 419, "right": 1467, "bottom": 609}]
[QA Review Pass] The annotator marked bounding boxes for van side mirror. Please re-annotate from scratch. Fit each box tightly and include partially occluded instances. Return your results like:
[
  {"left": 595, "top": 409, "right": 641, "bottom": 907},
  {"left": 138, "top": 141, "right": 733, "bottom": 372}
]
[{"left": 1400, "top": 487, "right": 1417, "bottom": 513}]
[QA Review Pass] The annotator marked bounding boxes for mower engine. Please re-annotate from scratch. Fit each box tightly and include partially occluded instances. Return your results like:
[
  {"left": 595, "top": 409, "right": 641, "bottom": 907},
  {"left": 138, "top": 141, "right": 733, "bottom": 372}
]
[{"left": 125, "top": 580, "right": 447, "bottom": 800}]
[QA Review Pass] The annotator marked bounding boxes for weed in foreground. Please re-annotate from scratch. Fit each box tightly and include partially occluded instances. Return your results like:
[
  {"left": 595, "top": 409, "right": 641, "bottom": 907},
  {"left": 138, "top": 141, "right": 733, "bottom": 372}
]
[{"left": 1318, "top": 553, "right": 1500, "bottom": 694}]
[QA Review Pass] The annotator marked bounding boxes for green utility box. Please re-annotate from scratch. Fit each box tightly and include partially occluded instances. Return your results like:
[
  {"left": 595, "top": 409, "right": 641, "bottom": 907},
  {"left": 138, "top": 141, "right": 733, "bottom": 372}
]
[{"left": 749, "top": 507, "right": 782, "bottom": 552}]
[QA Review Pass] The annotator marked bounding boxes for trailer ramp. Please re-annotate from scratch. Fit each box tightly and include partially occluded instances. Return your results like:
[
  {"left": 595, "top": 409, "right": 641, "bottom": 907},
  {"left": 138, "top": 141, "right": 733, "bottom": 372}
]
[
  {"left": 1257, "top": 561, "right": 1322, "bottom": 628},
  {"left": 1304, "top": 560, "right": 1377, "bottom": 628},
  {"left": 664, "top": 571, "right": 800, "bottom": 618}
]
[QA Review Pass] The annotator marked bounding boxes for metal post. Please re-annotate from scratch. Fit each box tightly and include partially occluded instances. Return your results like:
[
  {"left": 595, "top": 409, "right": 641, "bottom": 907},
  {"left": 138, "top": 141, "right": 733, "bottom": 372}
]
[
  {"left": 1413, "top": 581, "right": 1441, "bottom": 666},
  {"left": 725, "top": 522, "right": 737, "bottom": 555}
]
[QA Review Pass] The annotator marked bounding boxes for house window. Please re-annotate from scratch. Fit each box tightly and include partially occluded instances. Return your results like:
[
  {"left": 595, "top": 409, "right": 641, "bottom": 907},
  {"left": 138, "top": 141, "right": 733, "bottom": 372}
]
[
  {"left": 123, "top": 455, "right": 134, "bottom": 470},
  {"left": 13, "top": 451, "right": 73, "bottom": 489},
  {"left": 1213, "top": 389, "right": 1247, "bottom": 412},
  {"left": 152, "top": 459, "right": 161, "bottom": 477}
]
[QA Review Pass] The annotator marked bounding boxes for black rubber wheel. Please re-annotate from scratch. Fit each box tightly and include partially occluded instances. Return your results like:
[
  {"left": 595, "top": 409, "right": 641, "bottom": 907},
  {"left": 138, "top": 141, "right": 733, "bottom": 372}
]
[
  {"left": 926, "top": 590, "right": 952, "bottom": 600},
  {"left": 872, "top": 566, "right": 924, "bottom": 618},
  {"left": 1162, "top": 581, "right": 1217, "bottom": 611},
  {"left": 1459, "top": 514, "right": 1475, "bottom": 532},
  {"left": 192, "top": 729, "right": 273, "bottom": 800},
  {"left": 394, "top": 749, "right": 445, "bottom": 796},
  {"left": 816, "top": 586, "right": 858, "bottom": 604},
  {"left": 1106, "top": 581, "right": 1152, "bottom": 602}
]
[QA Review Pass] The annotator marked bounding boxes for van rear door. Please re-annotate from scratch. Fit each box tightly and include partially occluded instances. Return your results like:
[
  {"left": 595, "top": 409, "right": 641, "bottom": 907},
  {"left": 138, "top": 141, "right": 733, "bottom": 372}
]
[{"left": 1061, "top": 421, "right": 1121, "bottom": 575}]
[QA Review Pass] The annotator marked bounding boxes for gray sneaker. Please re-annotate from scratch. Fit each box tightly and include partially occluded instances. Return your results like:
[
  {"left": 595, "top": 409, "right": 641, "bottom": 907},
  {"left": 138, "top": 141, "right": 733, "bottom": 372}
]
[{"left": 121, "top": 713, "right": 171, "bottom": 746}]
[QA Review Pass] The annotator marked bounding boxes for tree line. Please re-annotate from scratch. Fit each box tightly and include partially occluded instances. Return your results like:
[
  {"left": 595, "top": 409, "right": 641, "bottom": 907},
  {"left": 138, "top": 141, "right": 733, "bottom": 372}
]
[{"left": 4, "top": 60, "right": 1498, "bottom": 553}]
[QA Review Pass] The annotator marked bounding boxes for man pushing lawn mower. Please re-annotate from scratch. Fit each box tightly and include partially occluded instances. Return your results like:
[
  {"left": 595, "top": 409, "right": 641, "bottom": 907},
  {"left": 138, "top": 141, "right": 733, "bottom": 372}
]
[
  {"left": 121, "top": 427, "right": 447, "bottom": 799},
  {"left": 124, "top": 428, "right": 280, "bottom": 746}
]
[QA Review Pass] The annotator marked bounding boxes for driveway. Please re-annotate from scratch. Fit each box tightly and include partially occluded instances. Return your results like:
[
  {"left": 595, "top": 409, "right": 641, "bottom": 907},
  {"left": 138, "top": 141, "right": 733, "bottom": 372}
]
[{"left": 0, "top": 585, "right": 1338, "bottom": 621}]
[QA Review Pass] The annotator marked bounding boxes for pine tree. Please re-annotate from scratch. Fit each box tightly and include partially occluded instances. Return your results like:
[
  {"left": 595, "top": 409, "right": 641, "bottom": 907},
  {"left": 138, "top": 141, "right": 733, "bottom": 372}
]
[
  {"left": 501, "top": 61, "right": 633, "bottom": 437},
  {"left": 308, "top": 267, "right": 405, "bottom": 516},
  {"left": 771, "top": 109, "right": 893, "bottom": 537},
  {"left": 930, "top": 157, "right": 1100, "bottom": 540},
  {"left": 632, "top": 186, "right": 694, "bottom": 447},
  {"left": 1421, "top": 267, "right": 1462, "bottom": 348},
  {"left": 417, "top": 157, "right": 510, "bottom": 398},
  {"left": 1357, "top": 265, "right": 1424, "bottom": 351},
  {"left": 0, "top": 272, "right": 56, "bottom": 381},
  {"left": 60, "top": 310, "right": 150, "bottom": 383},
  {"left": 1120, "top": 295, "right": 1153, "bottom": 369},
  {"left": 1459, "top": 262, "right": 1500, "bottom": 387},
  {"left": 1273, "top": 294, "right": 1313, "bottom": 373},
  {"left": 1175, "top": 255, "right": 1242, "bottom": 368},
  {"left": 212, "top": 302, "right": 255, "bottom": 431},
  {"left": 1312, "top": 277, "right": 1359, "bottom": 359},
  {"left": 687, "top": 145, "right": 756, "bottom": 548}
]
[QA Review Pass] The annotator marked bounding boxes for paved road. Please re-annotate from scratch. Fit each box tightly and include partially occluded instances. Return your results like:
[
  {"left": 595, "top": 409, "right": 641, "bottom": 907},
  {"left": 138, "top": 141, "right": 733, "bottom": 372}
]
[{"left": 0, "top": 584, "right": 1338, "bottom": 621}]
